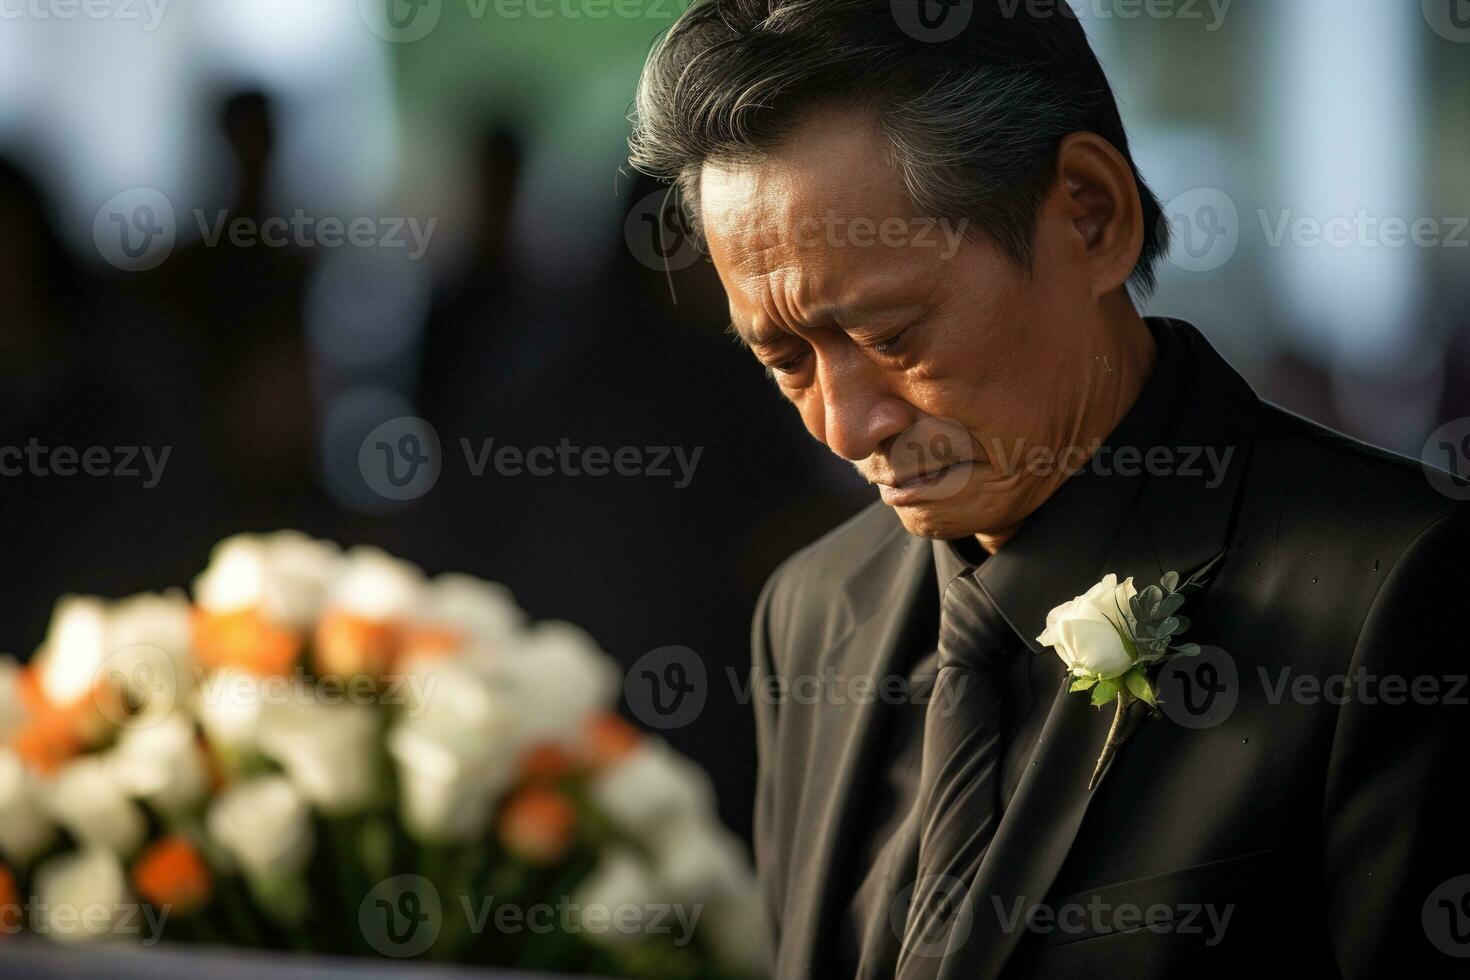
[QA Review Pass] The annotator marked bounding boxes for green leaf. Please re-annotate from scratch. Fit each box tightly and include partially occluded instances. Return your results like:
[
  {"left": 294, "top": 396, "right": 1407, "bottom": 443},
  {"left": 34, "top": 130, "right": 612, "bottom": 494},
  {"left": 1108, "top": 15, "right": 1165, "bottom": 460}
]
[
  {"left": 1090, "top": 679, "right": 1119, "bottom": 707},
  {"left": 1172, "top": 642, "right": 1201, "bottom": 656},
  {"left": 1171, "top": 614, "right": 1191, "bottom": 634},
  {"left": 1160, "top": 570, "right": 1180, "bottom": 592},
  {"left": 1180, "top": 552, "right": 1225, "bottom": 594},
  {"left": 1142, "top": 584, "right": 1165, "bottom": 610},
  {"left": 1158, "top": 592, "right": 1186, "bottom": 618},
  {"left": 1157, "top": 615, "right": 1180, "bottom": 636},
  {"left": 1123, "top": 670, "right": 1157, "bottom": 706},
  {"left": 1070, "top": 676, "right": 1099, "bottom": 693}
]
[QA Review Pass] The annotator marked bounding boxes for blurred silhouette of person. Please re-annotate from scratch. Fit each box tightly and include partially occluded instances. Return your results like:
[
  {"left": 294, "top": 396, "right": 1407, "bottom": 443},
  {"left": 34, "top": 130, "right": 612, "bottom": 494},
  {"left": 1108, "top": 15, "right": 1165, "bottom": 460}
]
[
  {"left": 113, "top": 90, "right": 319, "bottom": 526},
  {"left": 0, "top": 154, "right": 147, "bottom": 651}
]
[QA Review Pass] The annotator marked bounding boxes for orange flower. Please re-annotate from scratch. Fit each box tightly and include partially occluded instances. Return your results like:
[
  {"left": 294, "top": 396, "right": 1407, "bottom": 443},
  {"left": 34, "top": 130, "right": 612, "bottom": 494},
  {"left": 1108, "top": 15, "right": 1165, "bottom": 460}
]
[
  {"left": 193, "top": 607, "right": 301, "bottom": 677},
  {"left": 313, "top": 611, "right": 400, "bottom": 681},
  {"left": 0, "top": 863, "right": 19, "bottom": 937},
  {"left": 519, "top": 743, "right": 578, "bottom": 784},
  {"left": 132, "top": 835, "right": 212, "bottom": 915},
  {"left": 397, "top": 626, "right": 465, "bottom": 662},
  {"left": 7, "top": 666, "right": 103, "bottom": 773},
  {"left": 499, "top": 786, "right": 577, "bottom": 866},
  {"left": 583, "top": 712, "right": 641, "bottom": 770}
]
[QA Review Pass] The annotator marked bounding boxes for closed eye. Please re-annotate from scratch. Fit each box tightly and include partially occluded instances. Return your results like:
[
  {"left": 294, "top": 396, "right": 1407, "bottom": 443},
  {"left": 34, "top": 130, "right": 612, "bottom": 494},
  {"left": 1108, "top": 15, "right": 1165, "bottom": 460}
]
[
  {"left": 769, "top": 350, "right": 809, "bottom": 376},
  {"left": 867, "top": 327, "right": 910, "bottom": 357}
]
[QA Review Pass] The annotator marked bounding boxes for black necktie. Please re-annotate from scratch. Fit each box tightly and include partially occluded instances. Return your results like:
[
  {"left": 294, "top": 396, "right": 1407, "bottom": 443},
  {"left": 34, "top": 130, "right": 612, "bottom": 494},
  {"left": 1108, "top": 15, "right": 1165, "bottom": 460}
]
[{"left": 896, "top": 570, "right": 1018, "bottom": 977}]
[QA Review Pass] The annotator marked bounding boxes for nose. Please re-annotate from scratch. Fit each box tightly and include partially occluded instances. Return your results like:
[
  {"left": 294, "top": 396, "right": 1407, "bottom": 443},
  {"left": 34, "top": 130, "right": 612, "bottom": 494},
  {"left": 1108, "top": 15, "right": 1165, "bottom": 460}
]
[{"left": 810, "top": 353, "right": 912, "bottom": 462}]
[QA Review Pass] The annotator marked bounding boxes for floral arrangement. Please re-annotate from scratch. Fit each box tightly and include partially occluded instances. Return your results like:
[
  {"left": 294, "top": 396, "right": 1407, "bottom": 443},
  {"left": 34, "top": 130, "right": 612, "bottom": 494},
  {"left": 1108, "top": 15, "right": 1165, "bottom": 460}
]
[{"left": 0, "top": 532, "right": 764, "bottom": 977}]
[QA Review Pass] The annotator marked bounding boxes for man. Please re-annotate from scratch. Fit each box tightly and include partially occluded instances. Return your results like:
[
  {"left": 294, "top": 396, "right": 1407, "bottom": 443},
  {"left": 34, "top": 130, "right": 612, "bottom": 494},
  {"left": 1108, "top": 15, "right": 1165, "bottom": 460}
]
[{"left": 629, "top": 2, "right": 1468, "bottom": 977}]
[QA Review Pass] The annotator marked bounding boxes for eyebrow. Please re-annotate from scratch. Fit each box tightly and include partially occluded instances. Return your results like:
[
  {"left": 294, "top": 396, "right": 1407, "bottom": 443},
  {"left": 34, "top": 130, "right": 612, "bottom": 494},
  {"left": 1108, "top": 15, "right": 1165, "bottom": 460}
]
[{"left": 727, "top": 300, "right": 930, "bottom": 350}]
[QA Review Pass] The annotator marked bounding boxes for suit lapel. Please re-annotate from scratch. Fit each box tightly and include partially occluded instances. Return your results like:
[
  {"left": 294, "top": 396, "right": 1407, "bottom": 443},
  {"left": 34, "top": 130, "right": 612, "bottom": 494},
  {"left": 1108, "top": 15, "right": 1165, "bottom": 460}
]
[
  {"left": 785, "top": 524, "right": 933, "bottom": 977},
  {"left": 937, "top": 320, "right": 1265, "bottom": 979}
]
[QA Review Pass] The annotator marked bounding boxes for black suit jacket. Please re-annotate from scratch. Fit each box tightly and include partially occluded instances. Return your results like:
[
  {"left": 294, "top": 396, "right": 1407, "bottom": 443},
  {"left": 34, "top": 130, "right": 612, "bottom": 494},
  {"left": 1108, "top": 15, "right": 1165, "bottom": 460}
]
[{"left": 750, "top": 320, "right": 1469, "bottom": 978}]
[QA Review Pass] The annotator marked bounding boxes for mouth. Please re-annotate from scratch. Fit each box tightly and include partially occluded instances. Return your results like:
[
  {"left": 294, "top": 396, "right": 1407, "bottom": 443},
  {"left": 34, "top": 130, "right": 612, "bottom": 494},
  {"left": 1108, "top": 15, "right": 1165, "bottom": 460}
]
[{"left": 875, "top": 461, "right": 975, "bottom": 506}]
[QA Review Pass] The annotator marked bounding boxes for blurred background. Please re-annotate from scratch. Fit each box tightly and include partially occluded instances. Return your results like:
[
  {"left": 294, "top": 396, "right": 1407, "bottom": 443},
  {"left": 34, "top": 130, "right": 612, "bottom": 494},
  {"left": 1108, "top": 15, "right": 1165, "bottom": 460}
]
[{"left": 1, "top": 0, "right": 1467, "bottom": 843}]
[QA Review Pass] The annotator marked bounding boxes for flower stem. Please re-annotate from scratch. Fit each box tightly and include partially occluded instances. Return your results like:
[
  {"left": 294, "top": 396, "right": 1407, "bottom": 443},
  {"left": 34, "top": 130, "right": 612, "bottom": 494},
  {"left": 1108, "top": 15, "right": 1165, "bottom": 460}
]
[{"left": 1089, "top": 694, "right": 1129, "bottom": 790}]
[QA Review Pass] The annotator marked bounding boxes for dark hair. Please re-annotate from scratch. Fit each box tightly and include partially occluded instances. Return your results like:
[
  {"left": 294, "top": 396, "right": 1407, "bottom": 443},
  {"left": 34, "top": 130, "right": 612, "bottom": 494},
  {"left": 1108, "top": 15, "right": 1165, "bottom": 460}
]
[{"left": 628, "top": 0, "right": 1170, "bottom": 296}]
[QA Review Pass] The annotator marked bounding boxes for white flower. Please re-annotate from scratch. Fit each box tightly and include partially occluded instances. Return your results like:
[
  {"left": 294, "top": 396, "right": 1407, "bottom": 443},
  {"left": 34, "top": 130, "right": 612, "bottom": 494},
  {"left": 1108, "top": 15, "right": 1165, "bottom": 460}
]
[
  {"left": 34, "top": 596, "right": 109, "bottom": 707},
  {"left": 194, "top": 531, "right": 342, "bottom": 628},
  {"left": 0, "top": 655, "right": 25, "bottom": 741},
  {"left": 654, "top": 814, "right": 751, "bottom": 904},
  {"left": 588, "top": 738, "right": 717, "bottom": 847},
  {"left": 43, "top": 756, "right": 147, "bottom": 856},
  {"left": 498, "top": 621, "right": 620, "bottom": 749},
  {"left": 207, "top": 775, "right": 314, "bottom": 880},
  {"left": 386, "top": 663, "right": 518, "bottom": 842},
  {"left": 106, "top": 712, "right": 209, "bottom": 814},
  {"left": 0, "top": 747, "right": 57, "bottom": 864},
  {"left": 32, "top": 846, "right": 131, "bottom": 943},
  {"left": 414, "top": 573, "right": 524, "bottom": 648},
  {"left": 259, "top": 700, "right": 379, "bottom": 815},
  {"left": 325, "top": 546, "right": 424, "bottom": 621},
  {"left": 569, "top": 846, "right": 663, "bottom": 947},
  {"left": 101, "top": 591, "right": 196, "bottom": 725},
  {"left": 1036, "top": 573, "right": 1138, "bottom": 680},
  {"left": 192, "top": 666, "right": 266, "bottom": 753},
  {"left": 107, "top": 591, "right": 192, "bottom": 663}
]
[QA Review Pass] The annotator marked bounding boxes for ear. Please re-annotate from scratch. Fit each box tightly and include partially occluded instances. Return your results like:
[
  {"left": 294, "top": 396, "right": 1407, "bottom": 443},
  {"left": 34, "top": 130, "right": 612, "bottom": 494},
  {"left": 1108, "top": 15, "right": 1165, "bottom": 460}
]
[{"left": 1052, "top": 131, "right": 1146, "bottom": 299}]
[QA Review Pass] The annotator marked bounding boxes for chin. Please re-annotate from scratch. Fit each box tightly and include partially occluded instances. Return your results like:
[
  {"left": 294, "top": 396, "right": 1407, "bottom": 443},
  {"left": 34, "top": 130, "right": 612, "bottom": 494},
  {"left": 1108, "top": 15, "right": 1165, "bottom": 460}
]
[
  {"left": 886, "top": 495, "right": 996, "bottom": 541},
  {"left": 883, "top": 467, "right": 1020, "bottom": 541}
]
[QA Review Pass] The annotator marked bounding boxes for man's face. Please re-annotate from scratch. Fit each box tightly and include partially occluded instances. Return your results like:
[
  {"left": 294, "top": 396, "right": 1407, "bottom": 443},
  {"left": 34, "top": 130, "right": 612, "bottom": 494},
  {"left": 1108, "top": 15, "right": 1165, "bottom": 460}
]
[{"left": 702, "top": 110, "right": 1102, "bottom": 541}]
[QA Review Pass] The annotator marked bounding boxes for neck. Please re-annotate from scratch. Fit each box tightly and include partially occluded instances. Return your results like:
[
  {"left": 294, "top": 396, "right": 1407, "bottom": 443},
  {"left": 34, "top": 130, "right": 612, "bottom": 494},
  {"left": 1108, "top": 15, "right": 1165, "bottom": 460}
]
[{"left": 975, "top": 295, "right": 1157, "bottom": 555}]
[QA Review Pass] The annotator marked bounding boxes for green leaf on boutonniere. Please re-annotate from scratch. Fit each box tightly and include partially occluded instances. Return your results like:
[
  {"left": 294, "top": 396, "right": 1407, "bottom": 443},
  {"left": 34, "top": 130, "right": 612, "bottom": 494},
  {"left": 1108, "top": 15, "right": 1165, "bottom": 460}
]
[
  {"left": 1091, "top": 678, "right": 1120, "bottom": 707},
  {"left": 1123, "top": 669, "right": 1157, "bottom": 706},
  {"left": 1070, "top": 676, "right": 1099, "bottom": 693},
  {"left": 1160, "top": 570, "right": 1180, "bottom": 592},
  {"left": 1179, "top": 551, "right": 1225, "bottom": 595},
  {"left": 1172, "top": 642, "right": 1201, "bottom": 656}
]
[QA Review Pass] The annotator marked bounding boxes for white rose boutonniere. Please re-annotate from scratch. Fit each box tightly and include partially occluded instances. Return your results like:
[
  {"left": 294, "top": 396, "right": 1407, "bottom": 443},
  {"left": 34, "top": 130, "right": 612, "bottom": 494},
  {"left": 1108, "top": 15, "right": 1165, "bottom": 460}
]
[{"left": 1037, "top": 559, "right": 1216, "bottom": 789}]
